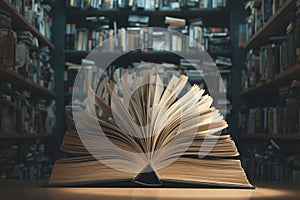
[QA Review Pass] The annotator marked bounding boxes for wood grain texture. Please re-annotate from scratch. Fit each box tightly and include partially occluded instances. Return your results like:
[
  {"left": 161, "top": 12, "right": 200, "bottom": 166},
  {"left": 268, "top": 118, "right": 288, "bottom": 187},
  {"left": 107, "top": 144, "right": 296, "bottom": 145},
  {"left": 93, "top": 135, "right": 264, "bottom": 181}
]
[{"left": 0, "top": 181, "right": 299, "bottom": 200}]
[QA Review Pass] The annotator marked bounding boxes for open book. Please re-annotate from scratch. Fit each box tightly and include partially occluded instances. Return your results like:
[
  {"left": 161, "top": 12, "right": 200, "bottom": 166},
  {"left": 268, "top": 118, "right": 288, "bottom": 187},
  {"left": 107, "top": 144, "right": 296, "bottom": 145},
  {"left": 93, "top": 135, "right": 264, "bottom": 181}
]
[{"left": 49, "top": 71, "right": 252, "bottom": 188}]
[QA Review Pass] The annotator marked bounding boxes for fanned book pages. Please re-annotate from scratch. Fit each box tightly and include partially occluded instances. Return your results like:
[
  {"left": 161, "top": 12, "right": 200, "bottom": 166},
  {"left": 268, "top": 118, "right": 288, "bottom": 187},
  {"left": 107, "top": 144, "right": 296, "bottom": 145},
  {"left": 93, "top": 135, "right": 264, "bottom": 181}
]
[{"left": 49, "top": 70, "right": 253, "bottom": 188}]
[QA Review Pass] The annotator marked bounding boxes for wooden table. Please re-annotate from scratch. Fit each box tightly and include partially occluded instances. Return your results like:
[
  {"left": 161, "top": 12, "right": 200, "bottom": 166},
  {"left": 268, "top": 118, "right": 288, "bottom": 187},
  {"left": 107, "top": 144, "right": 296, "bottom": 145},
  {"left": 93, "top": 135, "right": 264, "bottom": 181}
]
[{"left": 1, "top": 181, "right": 299, "bottom": 200}]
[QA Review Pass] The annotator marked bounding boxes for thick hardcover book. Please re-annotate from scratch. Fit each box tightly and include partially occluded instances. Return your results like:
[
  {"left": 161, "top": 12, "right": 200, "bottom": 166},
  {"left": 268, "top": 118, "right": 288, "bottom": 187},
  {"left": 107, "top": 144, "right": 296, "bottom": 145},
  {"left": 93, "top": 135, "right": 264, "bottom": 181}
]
[{"left": 50, "top": 72, "right": 253, "bottom": 188}]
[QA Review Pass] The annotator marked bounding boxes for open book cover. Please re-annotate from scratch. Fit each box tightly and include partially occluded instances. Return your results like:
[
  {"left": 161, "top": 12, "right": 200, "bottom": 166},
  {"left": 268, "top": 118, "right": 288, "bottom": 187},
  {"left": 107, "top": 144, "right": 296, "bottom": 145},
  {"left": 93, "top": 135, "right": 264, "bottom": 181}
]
[{"left": 49, "top": 71, "right": 253, "bottom": 188}]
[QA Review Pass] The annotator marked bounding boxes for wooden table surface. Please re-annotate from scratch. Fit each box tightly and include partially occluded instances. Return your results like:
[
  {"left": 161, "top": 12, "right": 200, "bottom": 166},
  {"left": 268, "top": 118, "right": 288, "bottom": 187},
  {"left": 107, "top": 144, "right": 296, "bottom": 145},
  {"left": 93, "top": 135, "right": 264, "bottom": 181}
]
[{"left": 1, "top": 181, "right": 300, "bottom": 200}]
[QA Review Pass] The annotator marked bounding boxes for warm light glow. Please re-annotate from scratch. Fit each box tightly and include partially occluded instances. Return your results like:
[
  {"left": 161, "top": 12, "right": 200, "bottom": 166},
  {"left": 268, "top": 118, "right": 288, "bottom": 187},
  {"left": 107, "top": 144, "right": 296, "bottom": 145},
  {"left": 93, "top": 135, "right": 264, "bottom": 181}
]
[
  {"left": 46, "top": 188, "right": 255, "bottom": 199},
  {"left": 44, "top": 186, "right": 300, "bottom": 200}
]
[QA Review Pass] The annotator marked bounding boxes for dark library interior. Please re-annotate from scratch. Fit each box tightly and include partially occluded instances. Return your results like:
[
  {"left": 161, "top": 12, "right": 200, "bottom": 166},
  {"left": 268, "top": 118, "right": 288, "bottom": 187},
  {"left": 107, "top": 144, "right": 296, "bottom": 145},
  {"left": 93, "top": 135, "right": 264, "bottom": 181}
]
[{"left": 0, "top": 0, "right": 300, "bottom": 199}]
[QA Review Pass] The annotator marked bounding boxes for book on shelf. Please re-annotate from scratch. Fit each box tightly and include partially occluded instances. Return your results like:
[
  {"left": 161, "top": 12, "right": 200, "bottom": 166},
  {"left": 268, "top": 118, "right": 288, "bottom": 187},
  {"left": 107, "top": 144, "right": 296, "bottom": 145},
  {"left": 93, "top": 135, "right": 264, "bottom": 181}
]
[
  {"left": 212, "top": 0, "right": 226, "bottom": 8},
  {"left": 0, "top": 7, "right": 54, "bottom": 90},
  {"left": 50, "top": 69, "right": 251, "bottom": 188},
  {"left": 178, "top": 59, "right": 205, "bottom": 85},
  {"left": 186, "top": 0, "right": 211, "bottom": 8},
  {"left": 169, "top": 0, "right": 182, "bottom": 9},
  {"left": 164, "top": 16, "right": 186, "bottom": 26},
  {"left": 262, "top": 0, "right": 274, "bottom": 23},
  {"left": 64, "top": 58, "right": 228, "bottom": 97},
  {"left": 64, "top": 63, "right": 80, "bottom": 93},
  {"left": 0, "top": 139, "right": 53, "bottom": 180},
  {"left": 189, "top": 24, "right": 230, "bottom": 51},
  {"left": 65, "top": 23, "right": 76, "bottom": 50},
  {"left": 241, "top": 33, "right": 294, "bottom": 89},
  {"left": 286, "top": 97, "right": 299, "bottom": 133},
  {"left": 65, "top": 16, "right": 231, "bottom": 54},
  {"left": 128, "top": 15, "right": 149, "bottom": 27},
  {"left": 15, "top": 31, "right": 54, "bottom": 90},
  {"left": 39, "top": 4, "right": 52, "bottom": 41},
  {"left": 0, "top": 28, "right": 15, "bottom": 69},
  {"left": 287, "top": 20, "right": 300, "bottom": 67},
  {"left": 215, "top": 56, "right": 232, "bottom": 66},
  {"left": 0, "top": 83, "right": 56, "bottom": 135},
  {"left": 168, "top": 25, "right": 188, "bottom": 51},
  {"left": 0, "top": 8, "right": 14, "bottom": 68},
  {"left": 7, "top": 0, "right": 24, "bottom": 13},
  {"left": 243, "top": 106, "right": 289, "bottom": 135},
  {"left": 243, "top": 0, "right": 287, "bottom": 42},
  {"left": 217, "top": 65, "right": 231, "bottom": 73},
  {"left": 76, "top": 28, "right": 89, "bottom": 51},
  {"left": 188, "top": 18, "right": 204, "bottom": 48},
  {"left": 64, "top": 60, "right": 103, "bottom": 96},
  {"left": 239, "top": 79, "right": 300, "bottom": 135},
  {"left": 241, "top": 142, "right": 300, "bottom": 182},
  {"left": 7, "top": 0, "right": 53, "bottom": 40}
]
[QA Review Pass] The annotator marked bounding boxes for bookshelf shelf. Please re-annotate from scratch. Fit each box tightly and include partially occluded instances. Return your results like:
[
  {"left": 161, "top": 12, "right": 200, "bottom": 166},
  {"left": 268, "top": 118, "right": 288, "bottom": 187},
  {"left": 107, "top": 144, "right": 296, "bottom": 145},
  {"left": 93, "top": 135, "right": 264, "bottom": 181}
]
[
  {"left": 59, "top": 0, "right": 235, "bottom": 139},
  {"left": 241, "top": 133, "right": 300, "bottom": 140},
  {"left": 64, "top": 50, "right": 203, "bottom": 56},
  {"left": 0, "top": 0, "right": 55, "bottom": 49},
  {"left": 243, "top": 0, "right": 296, "bottom": 50},
  {"left": 241, "top": 64, "right": 300, "bottom": 96},
  {"left": 0, "top": 66, "right": 54, "bottom": 97},
  {"left": 65, "top": 7, "right": 230, "bottom": 27},
  {"left": 64, "top": 50, "right": 229, "bottom": 64},
  {"left": 0, "top": 133, "right": 57, "bottom": 139},
  {"left": 64, "top": 50, "right": 209, "bottom": 64},
  {"left": 66, "top": 7, "right": 230, "bottom": 16},
  {"left": 64, "top": 49, "right": 231, "bottom": 56},
  {"left": 0, "top": 0, "right": 59, "bottom": 182},
  {"left": 209, "top": 50, "right": 232, "bottom": 56}
]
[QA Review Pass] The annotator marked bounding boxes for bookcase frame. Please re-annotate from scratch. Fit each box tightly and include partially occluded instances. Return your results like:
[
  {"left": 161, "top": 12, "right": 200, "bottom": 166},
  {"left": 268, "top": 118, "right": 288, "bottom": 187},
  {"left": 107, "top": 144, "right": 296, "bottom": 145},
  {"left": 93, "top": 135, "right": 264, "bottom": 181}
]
[
  {"left": 51, "top": 0, "right": 247, "bottom": 145},
  {"left": 0, "top": 0, "right": 60, "bottom": 181},
  {"left": 240, "top": 0, "right": 299, "bottom": 140},
  {"left": 0, "top": 0, "right": 56, "bottom": 139},
  {"left": 239, "top": 0, "right": 300, "bottom": 182}
]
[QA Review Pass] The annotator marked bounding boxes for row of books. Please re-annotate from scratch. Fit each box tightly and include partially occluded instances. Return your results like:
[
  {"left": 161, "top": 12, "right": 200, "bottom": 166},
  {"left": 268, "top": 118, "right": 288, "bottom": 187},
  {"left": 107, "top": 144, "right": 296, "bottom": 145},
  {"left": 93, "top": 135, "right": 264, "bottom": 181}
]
[
  {"left": 65, "top": 57, "right": 231, "bottom": 92},
  {"left": 64, "top": 58, "right": 232, "bottom": 122},
  {"left": 0, "top": 11, "right": 54, "bottom": 90},
  {"left": 242, "top": 104, "right": 299, "bottom": 135},
  {"left": 241, "top": 26, "right": 299, "bottom": 89},
  {"left": 16, "top": 31, "right": 54, "bottom": 90},
  {"left": 6, "top": 0, "right": 52, "bottom": 40},
  {"left": 0, "top": 83, "right": 56, "bottom": 135},
  {"left": 0, "top": 139, "right": 53, "bottom": 180},
  {"left": 241, "top": 0, "right": 287, "bottom": 43},
  {"left": 241, "top": 142, "right": 300, "bottom": 182},
  {"left": 241, "top": 2, "right": 300, "bottom": 88},
  {"left": 167, "top": 18, "right": 231, "bottom": 52},
  {"left": 66, "top": 0, "right": 227, "bottom": 10},
  {"left": 65, "top": 19, "right": 230, "bottom": 53},
  {"left": 241, "top": 41, "right": 286, "bottom": 88},
  {"left": 239, "top": 80, "right": 300, "bottom": 134}
]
